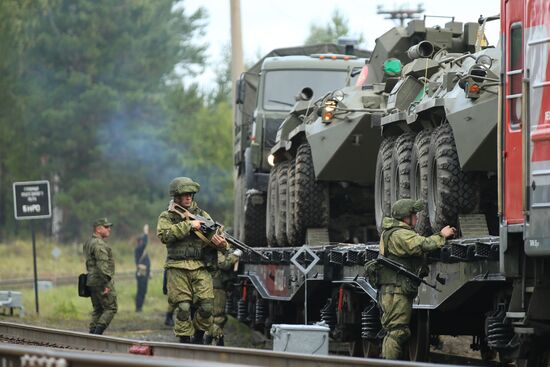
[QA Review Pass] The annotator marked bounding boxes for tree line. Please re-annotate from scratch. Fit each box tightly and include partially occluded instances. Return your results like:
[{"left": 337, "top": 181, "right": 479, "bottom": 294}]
[
  {"left": 0, "top": 0, "right": 358, "bottom": 243},
  {"left": 0, "top": 0, "right": 233, "bottom": 242}
]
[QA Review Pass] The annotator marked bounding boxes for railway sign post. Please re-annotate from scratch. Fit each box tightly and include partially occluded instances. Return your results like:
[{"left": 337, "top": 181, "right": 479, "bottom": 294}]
[
  {"left": 13, "top": 180, "right": 52, "bottom": 315},
  {"left": 291, "top": 245, "right": 320, "bottom": 324}
]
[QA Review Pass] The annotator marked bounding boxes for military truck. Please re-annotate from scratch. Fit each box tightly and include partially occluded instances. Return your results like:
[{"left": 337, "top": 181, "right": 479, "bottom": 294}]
[
  {"left": 267, "top": 18, "right": 483, "bottom": 247},
  {"left": 233, "top": 45, "right": 370, "bottom": 246}
]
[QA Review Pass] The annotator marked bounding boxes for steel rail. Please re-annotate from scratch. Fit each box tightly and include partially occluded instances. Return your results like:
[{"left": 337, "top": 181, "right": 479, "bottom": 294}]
[
  {"left": 0, "top": 321, "right": 461, "bottom": 367},
  {"left": 0, "top": 270, "right": 163, "bottom": 288},
  {"left": 0, "top": 343, "right": 247, "bottom": 367}
]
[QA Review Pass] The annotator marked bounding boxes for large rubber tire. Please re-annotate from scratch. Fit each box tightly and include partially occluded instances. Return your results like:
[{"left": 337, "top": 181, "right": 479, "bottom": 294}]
[
  {"left": 286, "top": 159, "right": 299, "bottom": 244},
  {"left": 427, "top": 124, "right": 479, "bottom": 232},
  {"left": 391, "top": 133, "right": 415, "bottom": 203},
  {"left": 242, "top": 192, "right": 267, "bottom": 247},
  {"left": 275, "top": 161, "right": 290, "bottom": 246},
  {"left": 410, "top": 130, "right": 432, "bottom": 236},
  {"left": 375, "top": 137, "right": 395, "bottom": 233},
  {"left": 233, "top": 174, "right": 243, "bottom": 240},
  {"left": 266, "top": 167, "right": 278, "bottom": 247},
  {"left": 293, "top": 143, "right": 329, "bottom": 245}
]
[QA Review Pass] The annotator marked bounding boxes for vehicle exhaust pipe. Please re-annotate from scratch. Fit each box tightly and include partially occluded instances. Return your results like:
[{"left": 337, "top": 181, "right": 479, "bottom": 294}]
[{"left": 407, "top": 41, "right": 434, "bottom": 59}]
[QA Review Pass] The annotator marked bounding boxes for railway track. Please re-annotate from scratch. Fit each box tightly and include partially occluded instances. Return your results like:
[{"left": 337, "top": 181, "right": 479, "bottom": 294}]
[
  {"left": 0, "top": 270, "right": 164, "bottom": 289},
  {"left": 0, "top": 321, "right": 457, "bottom": 367}
]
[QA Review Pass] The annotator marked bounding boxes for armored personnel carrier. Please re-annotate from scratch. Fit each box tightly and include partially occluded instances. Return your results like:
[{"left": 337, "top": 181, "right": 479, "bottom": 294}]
[{"left": 267, "top": 18, "right": 484, "bottom": 246}]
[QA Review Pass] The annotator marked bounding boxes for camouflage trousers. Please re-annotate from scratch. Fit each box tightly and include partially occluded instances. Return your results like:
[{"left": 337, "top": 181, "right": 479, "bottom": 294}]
[
  {"left": 166, "top": 267, "right": 214, "bottom": 337},
  {"left": 379, "top": 285, "right": 414, "bottom": 360},
  {"left": 89, "top": 283, "right": 118, "bottom": 331},
  {"left": 206, "top": 288, "right": 228, "bottom": 339}
]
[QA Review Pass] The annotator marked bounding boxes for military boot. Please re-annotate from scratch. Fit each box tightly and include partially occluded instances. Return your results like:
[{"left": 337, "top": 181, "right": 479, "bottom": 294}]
[
  {"left": 89, "top": 326, "right": 96, "bottom": 334},
  {"left": 204, "top": 333, "right": 213, "bottom": 345},
  {"left": 216, "top": 336, "right": 224, "bottom": 346},
  {"left": 192, "top": 330, "right": 205, "bottom": 344},
  {"left": 164, "top": 312, "right": 174, "bottom": 327},
  {"left": 93, "top": 325, "right": 106, "bottom": 335},
  {"left": 179, "top": 336, "right": 191, "bottom": 343}
]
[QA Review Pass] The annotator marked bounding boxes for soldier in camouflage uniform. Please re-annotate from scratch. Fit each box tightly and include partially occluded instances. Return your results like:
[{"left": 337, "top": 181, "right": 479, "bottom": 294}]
[
  {"left": 377, "top": 199, "right": 455, "bottom": 360},
  {"left": 204, "top": 249, "right": 241, "bottom": 346},
  {"left": 83, "top": 218, "right": 117, "bottom": 335},
  {"left": 157, "top": 177, "right": 227, "bottom": 344}
]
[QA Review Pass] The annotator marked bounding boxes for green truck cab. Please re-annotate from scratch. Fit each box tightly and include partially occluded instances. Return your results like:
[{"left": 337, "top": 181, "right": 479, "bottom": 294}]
[{"left": 233, "top": 45, "right": 369, "bottom": 246}]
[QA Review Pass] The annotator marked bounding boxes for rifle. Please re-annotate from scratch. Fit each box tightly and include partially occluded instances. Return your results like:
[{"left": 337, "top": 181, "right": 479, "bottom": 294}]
[
  {"left": 376, "top": 255, "right": 441, "bottom": 292},
  {"left": 168, "top": 200, "right": 269, "bottom": 261}
]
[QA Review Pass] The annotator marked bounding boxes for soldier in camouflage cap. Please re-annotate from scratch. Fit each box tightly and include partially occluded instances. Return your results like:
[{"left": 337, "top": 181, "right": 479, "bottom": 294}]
[
  {"left": 376, "top": 199, "right": 455, "bottom": 360},
  {"left": 83, "top": 218, "right": 117, "bottom": 335},
  {"left": 157, "top": 177, "right": 227, "bottom": 344}
]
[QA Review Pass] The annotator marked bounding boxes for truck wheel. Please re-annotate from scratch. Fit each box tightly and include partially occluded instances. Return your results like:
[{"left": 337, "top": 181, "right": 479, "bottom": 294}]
[
  {"left": 410, "top": 130, "right": 432, "bottom": 236},
  {"left": 276, "top": 161, "right": 290, "bottom": 246},
  {"left": 391, "top": 133, "right": 414, "bottom": 202},
  {"left": 233, "top": 174, "right": 243, "bottom": 240},
  {"left": 375, "top": 137, "right": 395, "bottom": 232},
  {"left": 293, "top": 143, "right": 329, "bottom": 244},
  {"left": 266, "top": 166, "right": 277, "bottom": 247},
  {"left": 286, "top": 159, "right": 299, "bottom": 244},
  {"left": 427, "top": 123, "right": 479, "bottom": 232},
  {"left": 243, "top": 192, "right": 267, "bottom": 247}
]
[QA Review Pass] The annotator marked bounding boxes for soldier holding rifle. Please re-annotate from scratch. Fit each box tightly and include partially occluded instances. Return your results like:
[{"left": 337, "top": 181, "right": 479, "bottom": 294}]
[
  {"left": 375, "top": 199, "right": 456, "bottom": 360},
  {"left": 156, "top": 177, "right": 227, "bottom": 344}
]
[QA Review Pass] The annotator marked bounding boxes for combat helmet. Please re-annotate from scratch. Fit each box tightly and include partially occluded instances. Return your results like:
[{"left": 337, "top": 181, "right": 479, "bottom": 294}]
[
  {"left": 391, "top": 199, "right": 424, "bottom": 220},
  {"left": 169, "top": 177, "right": 200, "bottom": 196}
]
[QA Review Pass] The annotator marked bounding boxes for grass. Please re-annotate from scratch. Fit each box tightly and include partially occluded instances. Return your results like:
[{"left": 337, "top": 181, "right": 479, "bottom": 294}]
[
  {"left": 0, "top": 237, "right": 167, "bottom": 280},
  {"left": 0, "top": 239, "right": 260, "bottom": 347}
]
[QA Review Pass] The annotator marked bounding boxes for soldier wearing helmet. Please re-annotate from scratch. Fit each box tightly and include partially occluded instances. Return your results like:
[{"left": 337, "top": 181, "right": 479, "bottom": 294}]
[
  {"left": 157, "top": 177, "right": 227, "bottom": 344},
  {"left": 376, "top": 199, "right": 455, "bottom": 360}
]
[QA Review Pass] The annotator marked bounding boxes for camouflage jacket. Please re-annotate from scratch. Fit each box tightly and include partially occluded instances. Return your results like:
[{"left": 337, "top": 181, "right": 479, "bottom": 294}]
[
  {"left": 157, "top": 201, "right": 217, "bottom": 270},
  {"left": 378, "top": 217, "right": 445, "bottom": 294},
  {"left": 83, "top": 234, "right": 115, "bottom": 287},
  {"left": 379, "top": 217, "right": 445, "bottom": 258}
]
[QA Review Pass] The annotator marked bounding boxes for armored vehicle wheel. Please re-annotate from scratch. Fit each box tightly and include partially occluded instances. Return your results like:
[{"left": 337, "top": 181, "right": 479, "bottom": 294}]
[
  {"left": 293, "top": 143, "right": 329, "bottom": 244},
  {"left": 276, "top": 161, "right": 290, "bottom": 246},
  {"left": 409, "top": 310, "right": 430, "bottom": 362},
  {"left": 286, "top": 159, "right": 299, "bottom": 244},
  {"left": 391, "top": 133, "right": 414, "bottom": 203},
  {"left": 362, "top": 339, "right": 381, "bottom": 358},
  {"left": 266, "top": 167, "right": 278, "bottom": 247},
  {"left": 375, "top": 137, "right": 395, "bottom": 232},
  {"left": 410, "top": 130, "right": 432, "bottom": 235},
  {"left": 427, "top": 124, "right": 479, "bottom": 232}
]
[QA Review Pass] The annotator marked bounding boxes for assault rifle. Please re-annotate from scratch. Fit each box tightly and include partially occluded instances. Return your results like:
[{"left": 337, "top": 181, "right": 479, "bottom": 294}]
[
  {"left": 376, "top": 255, "right": 441, "bottom": 292},
  {"left": 168, "top": 200, "right": 269, "bottom": 261}
]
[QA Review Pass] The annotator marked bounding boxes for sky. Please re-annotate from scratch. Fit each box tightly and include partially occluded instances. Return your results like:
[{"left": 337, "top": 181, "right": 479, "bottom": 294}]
[{"left": 185, "top": 0, "right": 501, "bottom": 89}]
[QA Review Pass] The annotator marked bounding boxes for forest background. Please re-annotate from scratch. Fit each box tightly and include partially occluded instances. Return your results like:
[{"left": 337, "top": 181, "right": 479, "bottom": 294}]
[{"left": 0, "top": 0, "right": 353, "bottom": 243}]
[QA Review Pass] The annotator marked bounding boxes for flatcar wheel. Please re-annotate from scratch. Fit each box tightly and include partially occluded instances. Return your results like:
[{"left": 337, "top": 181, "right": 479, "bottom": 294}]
[
  {"left": 409, "top": 310, "right": 430, "bottom": 362},
  {"left": 362, "top": 339, "right": 381, "bottom": 358},
  {"left": 348, "top": 339, "right": 363, "bottom": 357}
]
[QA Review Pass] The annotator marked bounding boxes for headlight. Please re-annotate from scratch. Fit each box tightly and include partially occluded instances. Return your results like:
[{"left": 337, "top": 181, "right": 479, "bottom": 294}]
[
  {"left": 322, "top": 100, "right": 337, "bottom": 124},
  {"left": 267, "top": 154, "right": 275, "bottom": 167}
]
